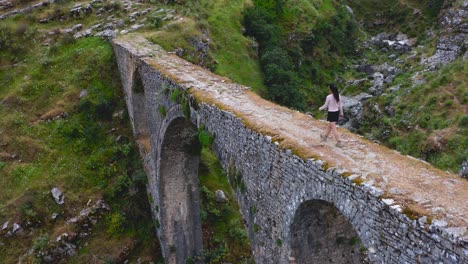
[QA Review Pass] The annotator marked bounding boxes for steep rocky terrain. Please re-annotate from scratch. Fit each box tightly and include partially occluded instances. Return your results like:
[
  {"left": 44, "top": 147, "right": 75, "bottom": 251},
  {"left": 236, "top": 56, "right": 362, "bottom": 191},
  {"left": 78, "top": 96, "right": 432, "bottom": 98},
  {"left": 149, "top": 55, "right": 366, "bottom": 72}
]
[{"left": 340, "top": 0, "right": 467, "bottom": 174}]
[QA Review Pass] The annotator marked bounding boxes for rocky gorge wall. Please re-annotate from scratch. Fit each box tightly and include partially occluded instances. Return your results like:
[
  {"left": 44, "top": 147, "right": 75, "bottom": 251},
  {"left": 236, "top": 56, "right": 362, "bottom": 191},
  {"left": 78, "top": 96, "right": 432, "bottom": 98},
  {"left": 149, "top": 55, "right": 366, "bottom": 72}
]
[
  {"left": 423, "top": 0, "right": 467, "bottom": 67},
  {"left": 112, "top": 35, "right": 467, "bottom": 264}
]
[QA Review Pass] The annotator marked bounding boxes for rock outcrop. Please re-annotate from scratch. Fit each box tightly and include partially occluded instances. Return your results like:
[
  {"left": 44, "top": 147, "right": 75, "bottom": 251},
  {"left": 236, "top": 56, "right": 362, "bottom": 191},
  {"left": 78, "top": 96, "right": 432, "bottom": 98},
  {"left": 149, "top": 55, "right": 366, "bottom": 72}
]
[
  {"left": 422, "top": 0, "right": 468, "bottom": 67},
  {"left": 460, "top": 160, "right": 468, "bottom": 179}
]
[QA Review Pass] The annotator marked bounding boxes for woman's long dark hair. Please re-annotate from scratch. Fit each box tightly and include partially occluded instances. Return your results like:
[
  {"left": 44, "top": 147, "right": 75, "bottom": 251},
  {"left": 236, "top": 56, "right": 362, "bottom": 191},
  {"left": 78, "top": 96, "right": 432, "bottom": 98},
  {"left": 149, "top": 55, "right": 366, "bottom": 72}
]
[{"left": 329, "top": 83, "right": 340, "bottom": 102}]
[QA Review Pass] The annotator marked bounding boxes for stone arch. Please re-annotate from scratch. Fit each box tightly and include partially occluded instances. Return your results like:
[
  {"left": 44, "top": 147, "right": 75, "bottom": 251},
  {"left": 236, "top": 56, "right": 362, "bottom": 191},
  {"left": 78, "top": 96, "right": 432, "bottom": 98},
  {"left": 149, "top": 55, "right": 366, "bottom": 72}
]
[
  {"left": 157, "top": 108, "right": 203, "bottom": 263},
  {"left": 129, "top": 68, "right": 149, "bottom": 139},
  {"left": 290, "top": 199, "right": 362, "bottom": 264}
]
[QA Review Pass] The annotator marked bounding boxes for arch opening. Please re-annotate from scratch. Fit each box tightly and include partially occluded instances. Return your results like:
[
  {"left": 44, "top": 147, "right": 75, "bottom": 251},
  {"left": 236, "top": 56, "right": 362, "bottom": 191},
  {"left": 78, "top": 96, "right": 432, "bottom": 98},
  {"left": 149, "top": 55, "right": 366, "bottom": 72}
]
[
  {"left": 159, "top": 117, "right": 202, "bottom": 262},
  {"left": 290, "top": 200, "right": 363, "bottom": 264},
  {"left": 129, "top": 70, "right": 150, "bottom": 151}
]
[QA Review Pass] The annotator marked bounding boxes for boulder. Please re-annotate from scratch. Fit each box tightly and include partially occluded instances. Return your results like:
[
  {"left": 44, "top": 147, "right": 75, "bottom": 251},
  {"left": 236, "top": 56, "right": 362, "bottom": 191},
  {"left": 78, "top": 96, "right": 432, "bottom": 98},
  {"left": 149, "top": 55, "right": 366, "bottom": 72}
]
[
  {"left": 215, "top": 190, "right": 228, "bottom": 203},
  {"left": 51, "top": 187, "right": 65, "bottom": 205},
  {"left": 460, "top": 160, "right": 468, "bottom": 179},
  {"left": 130, "top": 24, "right": 144, "bottom": 31},
  {"left": 94, "top": 29, "right": 116, "bottom": 39},
  {"left": 410, "top": 72, "right": 427, "bottom": 86},
  {"left": 372, "top": 32, "right": 412, "bottom": 54},
  {"left": 0, "top": 0, "right": 13, "bottom": 11},
  {"left": 62, "top": 24, "right": 82, "bottom": 34},
  {"left": 12, "top": 223, "right": 21, "bottom": 233},
  {"left": 368, "top": 72, "right": 385, "bottom": 95},
  {"left": 357, "top": 64, "right": 374, "bottom": 75},
  {"left": 339, "top": 93, "right": 372, "bottom": 130},
  {"left": 51, "top": 213, "right": 59, "bottom": 220},
  {"left": 73, "top": 29, "right": 92, "bottom": 39},
  {"left": 70, "top": 4, "right": 92, "bottom": 18},
  {"left": 79, "top": 89, "right": 87, "bottom": 98},
  {"left": 1, "top": 221, "right": 8, "bottom": 231},
  {"left": 128, "top": 11, "right": 142, "bottom": 19},
  {"left": 71, "top": 24, "right": 82, "bottom": 32},
  {"left": 373, "top": 62, "right": 400, "bottom": 77},
  {"left": 174, "top": 47, "right": 184, "bottom": 57}
]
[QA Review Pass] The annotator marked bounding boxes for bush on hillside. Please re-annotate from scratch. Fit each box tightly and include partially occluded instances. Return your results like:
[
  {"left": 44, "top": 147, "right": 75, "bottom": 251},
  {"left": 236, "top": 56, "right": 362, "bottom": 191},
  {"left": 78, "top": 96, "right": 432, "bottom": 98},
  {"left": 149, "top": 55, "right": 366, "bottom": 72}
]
[
  {"left": 427, "top": 0, "right": 445, "bottom": 17},
  {"left": 243, "top": 6, "right": 281, "bottom": 47}
]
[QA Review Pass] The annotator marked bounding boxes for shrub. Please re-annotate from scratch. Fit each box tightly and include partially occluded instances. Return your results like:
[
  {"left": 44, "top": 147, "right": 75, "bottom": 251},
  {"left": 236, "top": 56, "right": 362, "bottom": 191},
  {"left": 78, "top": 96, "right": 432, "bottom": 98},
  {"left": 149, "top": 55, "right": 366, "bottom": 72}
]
[
  {"left": 32, "top": 234, "right": 50, "bottom": 252},
  {"left": 200, "top": 186, "right": 222, "bottom": 218},
  {"left": 267, "top": 78, "right": 305, "bottom": 110},
  {"left": 0, "top": 26, "right": 15, "bottom": 52},
  {"left": 260, "top": 47, "right": 293, "bottom": 72},
  {"left": 159, "top": 105, "right": 166, "bottom": 117},
  {"left": 103, "top": 0, "right": 123, "bottom": 11},
  {"left": 198, "top": 127, "right": 214, "bottom": 147},
  {"left": 229, "top": 225, "right": 248, "bottom": 241},
  {"left": 78, "top": 85, "right": 115, "bottom": 121},
  {"left": 170, "top": 89, "right": 182, "bottom": 103},
  {"left": 107, "top": 212, "right": 126, "bottom": 236},
  {"left": 427, "top": 0, "right": 445, "bottom": 17},
  {"left": 108, "top": 174, "right": 132, "bottom": 198},
  {"left": 14, "top": 23, "right": 29, "bottom": 36},
  {"left": 243, "top": 6, "right": 281, "bottom": 47},
  {"left": 460, "top": 115, "right": 468, "bottom": 127},
  {"left": 203, "top": 245, "right": 228, "bottom": 263},
  {"left": 148, "top": 14, "right": 164, "bottom": 29},
  {"left": 253, "top": 223, "right": 260, "bottom": 233},
  {"left": 276, "top": 238, "right": 282, "bottom": 246}
]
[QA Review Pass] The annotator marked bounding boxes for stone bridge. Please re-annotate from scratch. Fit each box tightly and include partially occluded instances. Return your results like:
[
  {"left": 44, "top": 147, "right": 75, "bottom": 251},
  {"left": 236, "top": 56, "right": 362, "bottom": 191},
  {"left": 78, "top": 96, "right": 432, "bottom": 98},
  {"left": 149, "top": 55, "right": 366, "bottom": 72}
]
[{"left": 112, "top": 35, "right": 467, "bottom": 264}]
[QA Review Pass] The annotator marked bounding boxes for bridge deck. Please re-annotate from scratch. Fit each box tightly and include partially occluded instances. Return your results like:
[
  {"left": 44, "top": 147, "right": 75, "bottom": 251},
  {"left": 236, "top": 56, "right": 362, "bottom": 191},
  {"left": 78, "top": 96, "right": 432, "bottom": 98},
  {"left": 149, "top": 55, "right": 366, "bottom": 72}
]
[{"left": 116, "top": 35, "right": 467, "bottom": 235}]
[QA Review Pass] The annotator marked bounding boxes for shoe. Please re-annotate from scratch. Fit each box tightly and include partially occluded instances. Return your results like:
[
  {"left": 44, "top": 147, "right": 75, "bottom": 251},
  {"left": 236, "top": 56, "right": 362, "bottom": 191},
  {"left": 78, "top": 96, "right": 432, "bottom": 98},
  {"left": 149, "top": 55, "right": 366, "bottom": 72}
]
[
  {"left": 320, "top": 134, "right": 327, "bottom": 142},
  {"left": 336, "top": 141, "right": 343, "bottom": 147}
]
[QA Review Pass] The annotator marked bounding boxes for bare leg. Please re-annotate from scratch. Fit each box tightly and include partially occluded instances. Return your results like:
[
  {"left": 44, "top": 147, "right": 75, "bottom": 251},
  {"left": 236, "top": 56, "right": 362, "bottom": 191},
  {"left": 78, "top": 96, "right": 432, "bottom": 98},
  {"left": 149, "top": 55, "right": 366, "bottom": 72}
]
[
  {"left": 323, "top": 123, "right": 332, "bottom": 140},
  {"left": 330, "top": 122, "right": 340, "bottom": 142}
]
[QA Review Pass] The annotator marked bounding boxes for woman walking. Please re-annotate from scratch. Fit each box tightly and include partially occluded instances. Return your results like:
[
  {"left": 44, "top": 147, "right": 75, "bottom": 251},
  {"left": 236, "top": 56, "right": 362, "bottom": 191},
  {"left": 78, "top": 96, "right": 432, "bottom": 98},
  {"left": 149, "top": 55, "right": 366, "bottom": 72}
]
[{"left": 319, "top": 83, "right": 344, "bottom": 147}]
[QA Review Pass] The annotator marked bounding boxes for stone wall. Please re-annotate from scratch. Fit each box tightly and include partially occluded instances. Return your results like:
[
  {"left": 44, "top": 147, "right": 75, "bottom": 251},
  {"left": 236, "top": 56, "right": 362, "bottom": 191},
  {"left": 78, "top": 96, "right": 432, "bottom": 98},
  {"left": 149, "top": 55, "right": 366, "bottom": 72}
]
[
  {"left": 198, "top": 104, "right": 466, "bottom": 263},
  {"left": 113, "top": 35, "right": 467, "bottom": 264}
]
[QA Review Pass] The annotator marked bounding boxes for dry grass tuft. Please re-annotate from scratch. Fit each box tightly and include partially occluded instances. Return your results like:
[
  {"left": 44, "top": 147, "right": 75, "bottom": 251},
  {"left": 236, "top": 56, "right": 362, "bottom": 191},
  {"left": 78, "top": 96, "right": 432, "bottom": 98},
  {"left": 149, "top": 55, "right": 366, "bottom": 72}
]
[
  {"left": 402, "top": 203, "right": 427, "bottom": 220},
  {"left": 39, "top": 107, "right": 66, "bottom": 121}
]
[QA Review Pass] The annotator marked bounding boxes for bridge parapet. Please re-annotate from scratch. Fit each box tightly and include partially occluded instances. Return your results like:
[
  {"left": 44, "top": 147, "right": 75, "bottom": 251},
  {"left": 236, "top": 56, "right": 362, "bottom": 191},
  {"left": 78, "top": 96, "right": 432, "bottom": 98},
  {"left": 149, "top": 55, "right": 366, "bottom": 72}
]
[{"left": 113, "top": 34, "right": 467, "bottom": 263}]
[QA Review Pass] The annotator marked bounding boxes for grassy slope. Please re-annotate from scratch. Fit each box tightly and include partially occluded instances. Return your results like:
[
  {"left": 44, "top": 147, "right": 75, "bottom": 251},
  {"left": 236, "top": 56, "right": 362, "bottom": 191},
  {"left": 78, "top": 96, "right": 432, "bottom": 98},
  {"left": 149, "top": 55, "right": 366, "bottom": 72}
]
[
  {"left": 0, "top": 9, "right": 161, "bottom": 263},
  {"left": 203, "top": 0, "right": 265, "bottom": 91},
  {"left": 198, "top": 147, "right": 254, "bottom": 263},
  {"left": 344, "top": 0, "right": 439, "bottom": 38},
  {"left": 385, "top": 60, "right": 467, "bottom": 171},
  {"left": 342, "top": 0, "right": 467, "bottom": 172},
  {"left": 146, "top": 0, "right": 266, "bottom": 92}
]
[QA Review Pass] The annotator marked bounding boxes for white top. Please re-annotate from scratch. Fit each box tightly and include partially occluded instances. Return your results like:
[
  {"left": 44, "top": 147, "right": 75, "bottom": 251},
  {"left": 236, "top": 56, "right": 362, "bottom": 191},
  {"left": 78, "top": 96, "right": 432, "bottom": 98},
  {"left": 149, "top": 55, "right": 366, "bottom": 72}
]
[{"left": 319, "top": 94, "right": 343, "bottom": 115}]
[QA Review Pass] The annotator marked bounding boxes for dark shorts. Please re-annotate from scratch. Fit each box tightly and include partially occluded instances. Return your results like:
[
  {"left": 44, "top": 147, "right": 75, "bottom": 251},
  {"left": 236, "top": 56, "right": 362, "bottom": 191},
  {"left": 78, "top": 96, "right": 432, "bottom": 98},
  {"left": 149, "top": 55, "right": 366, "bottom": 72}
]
[{"left": 327, "top": 111, "right": 339, "bottom": 122}]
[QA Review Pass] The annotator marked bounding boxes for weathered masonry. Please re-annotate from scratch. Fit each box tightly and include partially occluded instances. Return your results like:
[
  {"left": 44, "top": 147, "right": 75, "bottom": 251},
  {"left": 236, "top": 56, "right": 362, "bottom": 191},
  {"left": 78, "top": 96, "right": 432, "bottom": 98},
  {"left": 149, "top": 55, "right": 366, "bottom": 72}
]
[{"left": 113, "top": 35, "right": 468, "bottom": 264}]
